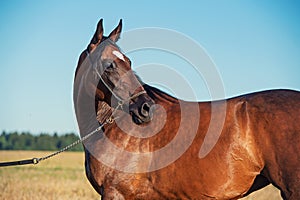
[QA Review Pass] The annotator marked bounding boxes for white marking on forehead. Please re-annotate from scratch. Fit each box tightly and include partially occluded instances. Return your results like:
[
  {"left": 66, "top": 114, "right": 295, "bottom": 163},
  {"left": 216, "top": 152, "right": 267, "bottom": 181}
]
[{"left": 112, "top": 50, "right": 125, "bottom": 61}]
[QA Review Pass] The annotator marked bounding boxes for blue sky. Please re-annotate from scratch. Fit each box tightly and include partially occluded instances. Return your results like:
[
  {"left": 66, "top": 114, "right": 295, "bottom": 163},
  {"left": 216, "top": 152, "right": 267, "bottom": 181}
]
[{"left": 0, "top": 1, "right": 299, "bottom": 134}]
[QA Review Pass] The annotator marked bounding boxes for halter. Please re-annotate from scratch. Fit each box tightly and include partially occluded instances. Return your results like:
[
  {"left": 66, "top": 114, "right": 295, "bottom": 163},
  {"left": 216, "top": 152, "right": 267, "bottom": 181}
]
[{"left": 86, "top": 50, "right": 147, "bottom": 109}]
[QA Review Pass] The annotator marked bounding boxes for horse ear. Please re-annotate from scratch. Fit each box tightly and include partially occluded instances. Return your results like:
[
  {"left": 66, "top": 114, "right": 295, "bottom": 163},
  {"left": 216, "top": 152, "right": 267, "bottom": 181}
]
[
  {"left": 90, "top": 19, "right": 104, "bottom": 45},
  {"left": 108, "top": 19, "right": 122, "bottom": 42}
]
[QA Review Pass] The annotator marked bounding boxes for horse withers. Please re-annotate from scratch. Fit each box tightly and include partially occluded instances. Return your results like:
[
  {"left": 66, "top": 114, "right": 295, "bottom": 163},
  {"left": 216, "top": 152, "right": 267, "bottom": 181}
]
[{"left": 73, "top": 19, "right": 300, "bottom": 199}]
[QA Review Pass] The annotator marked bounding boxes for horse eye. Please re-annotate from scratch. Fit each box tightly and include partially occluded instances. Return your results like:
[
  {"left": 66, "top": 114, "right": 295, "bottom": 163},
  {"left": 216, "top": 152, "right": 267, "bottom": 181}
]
[
  {"left": 103, "top": 61, "right": 115, "bottom": 71},
  {"left": 108, "top": 63, "right": 114, "bottom": 69}
]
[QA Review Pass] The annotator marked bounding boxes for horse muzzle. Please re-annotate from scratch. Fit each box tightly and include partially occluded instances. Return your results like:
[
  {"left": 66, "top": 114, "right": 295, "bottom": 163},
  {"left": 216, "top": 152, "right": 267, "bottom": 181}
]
[{"left": 129, "top": 95, "right": 155, "bottom": 125}]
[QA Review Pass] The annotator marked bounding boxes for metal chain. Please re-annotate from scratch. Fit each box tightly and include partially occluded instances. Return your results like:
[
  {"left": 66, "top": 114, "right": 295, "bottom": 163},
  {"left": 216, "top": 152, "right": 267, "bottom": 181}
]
[
  {"left": 0, "top": 114, "right": 113, "bottom": 167},
  {"left": 35, "top": 123, "right": 107, "bottom": 164}
]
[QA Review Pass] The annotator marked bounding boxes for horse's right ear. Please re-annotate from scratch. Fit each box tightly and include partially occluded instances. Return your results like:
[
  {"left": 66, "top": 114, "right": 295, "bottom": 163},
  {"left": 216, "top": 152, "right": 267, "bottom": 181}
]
[
  {"left": 108, "top": 19, "right": 122, "bottom": 42},
  {"left": 88, "top": 19, "right": 104, "bottom": 52}
]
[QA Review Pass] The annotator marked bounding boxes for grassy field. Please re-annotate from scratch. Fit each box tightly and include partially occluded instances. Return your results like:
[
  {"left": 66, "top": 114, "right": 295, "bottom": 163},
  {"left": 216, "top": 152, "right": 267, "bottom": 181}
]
[
  {"left": 0, "top": 151, "right": 99, "bottom": 200},
  {"left": 0, "top": 151, "right": 281, "bottom": 200}
]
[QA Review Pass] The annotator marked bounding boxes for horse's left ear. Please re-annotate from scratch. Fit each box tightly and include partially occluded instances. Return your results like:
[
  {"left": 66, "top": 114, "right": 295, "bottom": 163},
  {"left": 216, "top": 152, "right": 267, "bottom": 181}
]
[
  {"left": 108, "top": 19, "right": 122, "bottom": 42},
  {"left": 88, "top": 19, "right": 104, "bottom": 52}
]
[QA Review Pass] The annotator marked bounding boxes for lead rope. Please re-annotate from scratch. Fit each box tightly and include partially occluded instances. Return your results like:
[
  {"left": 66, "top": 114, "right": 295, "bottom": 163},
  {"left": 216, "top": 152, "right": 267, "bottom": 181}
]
[
  {"left": 0, "top": 105, "right": 116, "bottom": 167},
  {"left": 35, "top": 124, "right": 106, "bottom": 164},
  {"left": 0, "top": 90, "right": 146, "bottom": 167},
  {"left": 0, "top": 120, "right": 108, "bottom": 167}
]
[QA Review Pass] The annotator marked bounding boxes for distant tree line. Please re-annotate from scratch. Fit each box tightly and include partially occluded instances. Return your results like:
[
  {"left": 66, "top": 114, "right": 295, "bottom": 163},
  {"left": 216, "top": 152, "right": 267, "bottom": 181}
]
[{"left": 0, "top": 131, "right": 83, "bottom": 151}]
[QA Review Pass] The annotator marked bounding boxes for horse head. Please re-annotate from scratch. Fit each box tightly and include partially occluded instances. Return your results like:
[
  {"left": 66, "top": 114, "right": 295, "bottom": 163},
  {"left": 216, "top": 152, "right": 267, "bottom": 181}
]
[{"left": 75, "top": 19, "right": 154, "bottom": 125}]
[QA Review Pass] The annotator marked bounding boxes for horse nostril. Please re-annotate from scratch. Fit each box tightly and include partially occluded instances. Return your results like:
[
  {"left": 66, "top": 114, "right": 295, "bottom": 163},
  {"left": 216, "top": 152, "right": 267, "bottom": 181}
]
[{"left": 141, "top": 102, "right": 150, "bottom": 117}]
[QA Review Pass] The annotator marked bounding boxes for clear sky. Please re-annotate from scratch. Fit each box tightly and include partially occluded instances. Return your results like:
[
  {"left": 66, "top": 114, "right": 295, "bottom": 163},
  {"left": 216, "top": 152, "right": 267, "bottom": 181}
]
[{"left": 0, "top": 1, "right": 299, "bottom": 134}]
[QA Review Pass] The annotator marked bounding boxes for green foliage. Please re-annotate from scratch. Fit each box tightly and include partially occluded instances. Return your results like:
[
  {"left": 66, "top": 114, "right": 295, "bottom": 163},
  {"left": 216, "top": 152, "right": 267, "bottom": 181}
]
[{"left": 0, "top": 131, "right": 83, "bottom": 151}]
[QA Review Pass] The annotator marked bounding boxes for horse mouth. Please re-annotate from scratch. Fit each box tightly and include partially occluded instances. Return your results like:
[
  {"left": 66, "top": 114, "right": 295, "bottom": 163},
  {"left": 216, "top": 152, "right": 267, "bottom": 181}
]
[
  {"left": 131, "top": 112, "right": 152, "bottom": 125},
  {"left": 131, "top": 114, "right": 144, "bottom": 124}
]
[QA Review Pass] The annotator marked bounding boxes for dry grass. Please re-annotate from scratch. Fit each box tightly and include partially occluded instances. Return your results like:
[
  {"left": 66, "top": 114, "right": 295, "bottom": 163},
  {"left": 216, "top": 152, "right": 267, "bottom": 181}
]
[
  {"left": 0, "top": 151, "right": 99, "bottom": 200},
  {"left": 240, "top": 185, "right": 281, "bottom": 200},
  {"left": 0, "top": 151, "right": 282, "bottom": 200}
]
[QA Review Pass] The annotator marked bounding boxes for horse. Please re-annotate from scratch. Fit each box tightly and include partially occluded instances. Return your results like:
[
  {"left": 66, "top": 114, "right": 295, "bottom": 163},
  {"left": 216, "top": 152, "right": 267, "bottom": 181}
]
[{"left": 73, "top": 19, "right": 300, "bottom": 200}]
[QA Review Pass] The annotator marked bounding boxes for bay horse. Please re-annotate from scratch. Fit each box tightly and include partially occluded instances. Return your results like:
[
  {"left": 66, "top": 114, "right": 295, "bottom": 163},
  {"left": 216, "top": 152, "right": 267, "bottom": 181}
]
[{"left": 73, "top": 19, "right": 300, "bottom": 199}]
